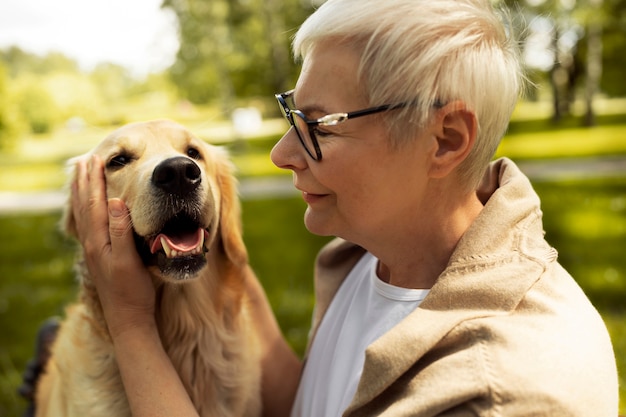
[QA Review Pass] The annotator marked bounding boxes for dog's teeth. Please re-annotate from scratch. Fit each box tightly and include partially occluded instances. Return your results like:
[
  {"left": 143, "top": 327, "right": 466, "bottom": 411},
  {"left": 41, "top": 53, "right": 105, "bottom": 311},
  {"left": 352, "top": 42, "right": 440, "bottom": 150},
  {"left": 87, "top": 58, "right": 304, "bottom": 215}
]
[
  {"left": 161, "top": 237, "right": 172, "bottom": 258},
  {"left": 159, "top": 231, "right": 206, "bottom": 259}
]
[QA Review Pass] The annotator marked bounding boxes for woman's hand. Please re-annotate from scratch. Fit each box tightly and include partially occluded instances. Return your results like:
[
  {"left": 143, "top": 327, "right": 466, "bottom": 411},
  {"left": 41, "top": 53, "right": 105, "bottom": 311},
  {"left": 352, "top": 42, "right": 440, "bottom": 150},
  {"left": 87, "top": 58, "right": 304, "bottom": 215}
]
[
  {"left": 71, "top": 155, "right": 156, "bottom": 338},
  {"left": 71, "top": 155, "right": 201, "bottom": 416}
]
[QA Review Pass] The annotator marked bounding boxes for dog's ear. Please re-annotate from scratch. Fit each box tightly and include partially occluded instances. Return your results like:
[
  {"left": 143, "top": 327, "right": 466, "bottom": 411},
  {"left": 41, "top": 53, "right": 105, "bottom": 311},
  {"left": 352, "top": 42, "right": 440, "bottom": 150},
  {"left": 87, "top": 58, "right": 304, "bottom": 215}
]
[
  {"left": 61, "top": 155, "right": 83, "bottom": 239},
  {"left": 215, "top": 153, "right": 248, "bottom": 267}
]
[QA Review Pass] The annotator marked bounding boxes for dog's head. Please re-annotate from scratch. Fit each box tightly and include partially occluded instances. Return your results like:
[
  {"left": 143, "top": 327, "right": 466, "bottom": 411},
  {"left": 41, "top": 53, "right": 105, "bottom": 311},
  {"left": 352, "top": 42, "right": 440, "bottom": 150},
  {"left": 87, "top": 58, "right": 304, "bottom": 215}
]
[{"left": 65, "top": 119, "right": 247, "bottom": 283}]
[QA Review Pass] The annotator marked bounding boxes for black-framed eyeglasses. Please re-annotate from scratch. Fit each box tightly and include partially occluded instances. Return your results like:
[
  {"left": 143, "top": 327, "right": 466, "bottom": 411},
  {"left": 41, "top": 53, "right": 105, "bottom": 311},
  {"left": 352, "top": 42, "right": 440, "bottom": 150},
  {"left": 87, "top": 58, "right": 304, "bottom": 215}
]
[{"left": 275, "top": 89, "right": 409, "bottom": 161}]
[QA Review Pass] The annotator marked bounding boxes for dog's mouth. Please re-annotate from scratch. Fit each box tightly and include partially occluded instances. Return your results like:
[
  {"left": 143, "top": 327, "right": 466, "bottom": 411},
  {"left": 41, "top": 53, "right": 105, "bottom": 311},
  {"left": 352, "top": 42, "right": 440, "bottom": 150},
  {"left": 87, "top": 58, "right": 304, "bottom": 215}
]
[
  {"left": 135, "top": 214, "right": 211, "bottom": 281},
  {"left": 149, "top": 221, "right": 209, "bottom": 258}
]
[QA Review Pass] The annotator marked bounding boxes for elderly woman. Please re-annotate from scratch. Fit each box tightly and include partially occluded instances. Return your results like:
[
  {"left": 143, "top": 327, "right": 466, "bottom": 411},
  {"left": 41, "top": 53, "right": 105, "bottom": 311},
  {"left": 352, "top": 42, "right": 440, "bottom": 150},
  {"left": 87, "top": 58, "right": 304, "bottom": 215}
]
[{"left": 71, "top": 0, "right": 618, "bottom": 416}]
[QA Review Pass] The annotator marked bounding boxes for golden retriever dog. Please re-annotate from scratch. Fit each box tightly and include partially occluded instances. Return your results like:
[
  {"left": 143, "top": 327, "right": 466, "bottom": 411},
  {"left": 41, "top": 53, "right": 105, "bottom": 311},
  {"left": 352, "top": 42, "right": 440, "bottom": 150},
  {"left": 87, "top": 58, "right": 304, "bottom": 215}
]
[{"left": 35, "top": 119, "right": 261, "bottom": 417}]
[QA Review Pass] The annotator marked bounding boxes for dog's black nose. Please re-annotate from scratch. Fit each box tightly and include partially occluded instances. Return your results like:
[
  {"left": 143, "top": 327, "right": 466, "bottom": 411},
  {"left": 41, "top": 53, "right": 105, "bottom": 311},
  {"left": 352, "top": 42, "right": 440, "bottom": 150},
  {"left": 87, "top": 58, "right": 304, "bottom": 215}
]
[{"left": 152, "top": 157, "right": 201, "bottom": 195}]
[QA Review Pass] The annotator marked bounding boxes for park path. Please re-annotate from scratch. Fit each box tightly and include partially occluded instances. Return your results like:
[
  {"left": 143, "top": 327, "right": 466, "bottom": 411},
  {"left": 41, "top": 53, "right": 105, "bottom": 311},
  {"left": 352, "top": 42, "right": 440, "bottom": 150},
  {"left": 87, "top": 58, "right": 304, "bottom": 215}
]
[
  {"left": 0, "top": 176, "right": 298, "bottom": 214},
  {"left": 0, "top": 156, "right": 625, "bottom": 214}
]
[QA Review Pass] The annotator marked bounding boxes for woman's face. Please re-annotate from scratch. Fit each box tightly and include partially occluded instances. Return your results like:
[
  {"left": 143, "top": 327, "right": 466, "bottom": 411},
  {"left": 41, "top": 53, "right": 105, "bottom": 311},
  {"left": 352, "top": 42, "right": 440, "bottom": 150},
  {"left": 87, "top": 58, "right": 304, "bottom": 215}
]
[{"left": 271, "top": 41, "right": 436, "bottom": 246}]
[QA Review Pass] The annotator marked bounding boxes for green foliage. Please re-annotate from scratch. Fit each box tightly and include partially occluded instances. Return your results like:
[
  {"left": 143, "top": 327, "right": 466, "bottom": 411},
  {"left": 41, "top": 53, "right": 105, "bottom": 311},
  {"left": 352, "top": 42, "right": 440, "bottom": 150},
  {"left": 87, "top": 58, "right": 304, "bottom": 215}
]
[
  {"left": 13, "top": 78, "right": 59, "bottom": 134},
  {"left": 0, "top": 45, "right": 191, "bottom": 141},
  {"left": 0, "top": 63, "right": 26, "bottom": 150},
  {"left": 163, "top": 0, "right": 308, "bottom": 108},
  {"left": 90, "top": 63, "right": 135, "bottom": 103},
  {"left": 601, "top": 27, "right": 626, "bottom": 97},
  {"left": 0, "top": 47, "right": 79, "bottom": 78},
  {"left": 599, "top": 0, "right": 626, "bottom": 96}
]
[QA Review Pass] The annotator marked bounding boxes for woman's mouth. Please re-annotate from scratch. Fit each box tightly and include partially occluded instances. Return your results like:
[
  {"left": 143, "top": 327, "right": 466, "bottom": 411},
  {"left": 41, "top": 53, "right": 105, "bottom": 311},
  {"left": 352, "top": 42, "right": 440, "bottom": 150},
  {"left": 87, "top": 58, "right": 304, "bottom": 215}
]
[{"left": 302, "top": 191, "right": 327, "bottom": 204}]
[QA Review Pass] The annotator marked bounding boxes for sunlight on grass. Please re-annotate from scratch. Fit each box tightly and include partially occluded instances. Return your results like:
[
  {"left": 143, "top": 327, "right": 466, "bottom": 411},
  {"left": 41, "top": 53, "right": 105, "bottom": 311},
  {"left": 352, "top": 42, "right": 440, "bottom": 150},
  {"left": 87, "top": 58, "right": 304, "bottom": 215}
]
[
  {"left": 558, "top": 209, "right": 626, "bottom": 239},
  {"left": 0, "top": 163, "right": 67, "bottom": 192},
  {"left": 231, "top": 153, "right": 286, "bottom": 177},
  {"left": 498, "top": 125, "right": 626, "bottom": 159},
  {"left": 511, "top": 98, "right": 626, "bottom": 121},
  {"left": 576, "top": 266, "right": 626, "bottom": 301}
]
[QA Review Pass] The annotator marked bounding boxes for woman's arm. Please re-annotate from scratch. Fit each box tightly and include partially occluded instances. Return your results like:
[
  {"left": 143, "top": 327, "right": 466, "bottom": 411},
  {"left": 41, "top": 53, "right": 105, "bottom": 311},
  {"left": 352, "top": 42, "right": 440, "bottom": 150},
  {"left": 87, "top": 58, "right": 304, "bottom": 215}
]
[{"left": 245, "top": 269, "right": 302, "bottom": 417}]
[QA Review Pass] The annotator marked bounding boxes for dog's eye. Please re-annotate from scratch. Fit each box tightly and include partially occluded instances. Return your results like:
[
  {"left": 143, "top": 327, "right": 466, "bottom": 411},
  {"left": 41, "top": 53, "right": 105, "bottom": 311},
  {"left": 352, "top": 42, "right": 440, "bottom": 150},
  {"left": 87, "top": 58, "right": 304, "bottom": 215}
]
[
  {"left": 108, "top": 154, "right": 132, "bottom": 168},
  {"left": 187, "top": 147, "right": 202, "bottom": 160}
]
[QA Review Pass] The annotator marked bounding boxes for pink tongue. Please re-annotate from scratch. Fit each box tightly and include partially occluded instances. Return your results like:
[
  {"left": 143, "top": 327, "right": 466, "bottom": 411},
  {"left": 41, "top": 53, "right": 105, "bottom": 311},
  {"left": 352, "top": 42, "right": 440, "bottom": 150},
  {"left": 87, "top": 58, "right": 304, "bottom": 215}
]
[{"left": 150, "top": 228, "right": 204, "bottom": 254}]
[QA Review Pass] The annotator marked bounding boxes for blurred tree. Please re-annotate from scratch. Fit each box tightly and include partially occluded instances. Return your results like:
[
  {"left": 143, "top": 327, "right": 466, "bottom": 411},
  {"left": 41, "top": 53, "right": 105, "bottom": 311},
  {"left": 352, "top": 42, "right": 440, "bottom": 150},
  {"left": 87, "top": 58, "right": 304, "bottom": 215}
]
[
  {"left": 0, "top": 47, "right": 155, "bottom": 133},
  {"left": 505, "top": 0, "right": 582, "bottom": 121},
  {"left": 0, "top": 63, "right": 26, "bottom": 149},
  {"left": 0, "top": 47, "right": 79, "bottom": 77},
  {"left": 44, "top": 72, "right": 106, "bottom": 123},
  {"left": 91, "top": 63, "right": 135, "bottom": 103},
  {"left": 501, "top": 0, "right": 626, "bottom": 125},
  {"left": 581, "top": 0, "right": 604, "bottom": 126},
  {"left": 597, "top": 0, "right": 626, "bottom": 97},
  {"left": 162, "top": 0, "right": 310, "bottom": 113},
  {"left": 13, "top": 76, "right": 60, "bottom": 134}
]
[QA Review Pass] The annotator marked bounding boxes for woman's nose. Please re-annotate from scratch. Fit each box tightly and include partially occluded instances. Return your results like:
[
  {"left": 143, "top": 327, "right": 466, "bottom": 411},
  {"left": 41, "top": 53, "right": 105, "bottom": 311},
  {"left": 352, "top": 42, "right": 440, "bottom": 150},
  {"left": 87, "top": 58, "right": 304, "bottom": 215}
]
[{"left": 270, "top": 127, "right": 307, "bottom": 171}]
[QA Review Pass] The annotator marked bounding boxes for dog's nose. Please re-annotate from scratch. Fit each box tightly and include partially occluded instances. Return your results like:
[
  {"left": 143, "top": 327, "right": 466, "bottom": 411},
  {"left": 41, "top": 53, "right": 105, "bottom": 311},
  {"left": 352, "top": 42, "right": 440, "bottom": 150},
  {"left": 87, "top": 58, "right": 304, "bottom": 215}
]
[{"left": 152, "top": 157, "right": 202, "bottom": 195}]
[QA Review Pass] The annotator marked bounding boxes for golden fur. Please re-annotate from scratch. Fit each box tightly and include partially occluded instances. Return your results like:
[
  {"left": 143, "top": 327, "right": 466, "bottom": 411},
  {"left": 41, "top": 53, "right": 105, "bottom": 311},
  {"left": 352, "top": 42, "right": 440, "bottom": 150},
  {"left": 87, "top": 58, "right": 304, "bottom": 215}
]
[{"left": 35, "top": 120, "right": 261, "bottom": 417}]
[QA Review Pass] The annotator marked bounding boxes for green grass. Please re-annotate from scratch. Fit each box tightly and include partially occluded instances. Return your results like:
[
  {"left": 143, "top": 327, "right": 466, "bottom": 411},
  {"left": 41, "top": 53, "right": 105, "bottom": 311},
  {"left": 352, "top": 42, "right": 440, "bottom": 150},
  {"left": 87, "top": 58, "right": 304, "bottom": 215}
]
[
  {"left": 0, "top": 214, "right": 76, "bottom": 417},
  {"left": 497, "top": 124, "right": 626, "bottom": 159},
  {"left": 241, "top": 198, "right": 331, "bottom": 353}
]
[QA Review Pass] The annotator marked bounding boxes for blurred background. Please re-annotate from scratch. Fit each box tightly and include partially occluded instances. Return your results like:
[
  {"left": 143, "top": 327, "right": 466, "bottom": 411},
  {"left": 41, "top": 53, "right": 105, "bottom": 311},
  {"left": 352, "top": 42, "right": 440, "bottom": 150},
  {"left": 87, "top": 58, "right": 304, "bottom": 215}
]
[{"left": 0, "top": 0, "right": 624, "bottom": 415}]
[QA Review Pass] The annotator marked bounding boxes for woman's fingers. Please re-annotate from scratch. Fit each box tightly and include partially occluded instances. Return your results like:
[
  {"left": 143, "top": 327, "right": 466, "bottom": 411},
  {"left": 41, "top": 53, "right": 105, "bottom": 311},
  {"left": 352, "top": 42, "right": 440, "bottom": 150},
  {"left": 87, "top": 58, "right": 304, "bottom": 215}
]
[
  {"left": 71, "top": 155, "right": 110, "bottom": 254},
  {"left": 71, "top": 156, "right": 156, "bottom": 336}
]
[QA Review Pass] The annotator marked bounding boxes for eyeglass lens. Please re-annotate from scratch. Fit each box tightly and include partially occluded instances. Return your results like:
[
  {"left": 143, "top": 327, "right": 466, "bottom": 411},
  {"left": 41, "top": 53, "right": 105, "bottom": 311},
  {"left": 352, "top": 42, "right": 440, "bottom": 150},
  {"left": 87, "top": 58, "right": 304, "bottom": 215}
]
[
  {"left": 278, "top": 93, "right": 320, "bottom": 160},
  {"left": 292, "top": 113, "right": 318, "bottom": 160}
]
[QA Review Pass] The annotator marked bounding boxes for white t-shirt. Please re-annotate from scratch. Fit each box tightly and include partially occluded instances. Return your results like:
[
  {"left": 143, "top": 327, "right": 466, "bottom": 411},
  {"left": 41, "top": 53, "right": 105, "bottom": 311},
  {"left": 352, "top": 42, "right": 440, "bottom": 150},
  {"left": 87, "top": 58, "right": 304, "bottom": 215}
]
[{"left": 291, "top": 252, "right": 430, "bottom": 417}]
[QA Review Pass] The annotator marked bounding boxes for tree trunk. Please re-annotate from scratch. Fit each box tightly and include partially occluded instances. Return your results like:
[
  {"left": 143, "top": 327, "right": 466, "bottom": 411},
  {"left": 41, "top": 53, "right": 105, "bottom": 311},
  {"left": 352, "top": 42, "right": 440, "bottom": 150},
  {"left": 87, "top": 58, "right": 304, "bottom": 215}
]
[
  {"left": 584, "top": 0, "right": 603, "bottom": 127},
  {"left": 550, "top": 23, "right": 563, "bottom": 122},
  {"left": 262, "top": 0, "right": 292, "bottom": 94}
]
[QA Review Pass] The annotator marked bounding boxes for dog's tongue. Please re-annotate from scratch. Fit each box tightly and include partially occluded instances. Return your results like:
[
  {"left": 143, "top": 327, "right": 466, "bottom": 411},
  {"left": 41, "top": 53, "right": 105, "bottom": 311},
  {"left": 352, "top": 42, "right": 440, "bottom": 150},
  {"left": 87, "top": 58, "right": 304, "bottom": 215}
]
[{"left": 150, "top": 228, "right": 205, "bottom": 254}]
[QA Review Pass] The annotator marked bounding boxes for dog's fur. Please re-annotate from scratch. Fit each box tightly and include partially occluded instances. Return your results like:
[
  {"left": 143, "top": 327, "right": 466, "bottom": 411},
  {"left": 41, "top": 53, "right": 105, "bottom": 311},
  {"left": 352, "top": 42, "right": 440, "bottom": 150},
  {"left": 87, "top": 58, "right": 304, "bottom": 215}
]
[{"left": 35, "top": 120, "right": 262, "bottom": 417}]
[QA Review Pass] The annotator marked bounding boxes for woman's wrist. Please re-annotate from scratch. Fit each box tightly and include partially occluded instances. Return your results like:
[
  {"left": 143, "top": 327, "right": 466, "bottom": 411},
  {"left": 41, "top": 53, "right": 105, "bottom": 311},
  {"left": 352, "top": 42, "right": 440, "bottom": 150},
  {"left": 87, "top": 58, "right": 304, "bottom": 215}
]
[{"left": 105, "top": 308, "right": 157, "bottom": 342}]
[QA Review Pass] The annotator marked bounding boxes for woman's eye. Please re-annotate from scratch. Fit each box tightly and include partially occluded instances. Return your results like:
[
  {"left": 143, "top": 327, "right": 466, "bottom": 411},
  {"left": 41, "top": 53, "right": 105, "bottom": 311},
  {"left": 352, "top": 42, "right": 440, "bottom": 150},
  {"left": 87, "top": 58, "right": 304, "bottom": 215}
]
[
  {"left": 187, "top": 147, "right": 201, "bottom": 160},
  {"left": 108, "top": 154, "right": 132, "bottom": 168},
  {"left": 313, "top": 127, "right": 334, "bottom": 138}
]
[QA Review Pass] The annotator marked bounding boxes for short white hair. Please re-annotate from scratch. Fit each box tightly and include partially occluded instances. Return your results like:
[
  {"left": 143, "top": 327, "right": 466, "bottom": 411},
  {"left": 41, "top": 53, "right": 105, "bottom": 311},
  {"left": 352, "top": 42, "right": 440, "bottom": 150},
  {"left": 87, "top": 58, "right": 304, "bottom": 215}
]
[{"left": 293, "top": 0, "right": 525, "bottom": 188}]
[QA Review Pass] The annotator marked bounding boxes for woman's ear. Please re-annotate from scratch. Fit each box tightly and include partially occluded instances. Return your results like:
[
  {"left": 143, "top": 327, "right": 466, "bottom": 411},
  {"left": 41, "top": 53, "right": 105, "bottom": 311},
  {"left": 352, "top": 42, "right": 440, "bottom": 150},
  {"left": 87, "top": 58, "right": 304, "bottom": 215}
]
[{"left": 428, "top": 101, "right": 477, "bottom": 179}]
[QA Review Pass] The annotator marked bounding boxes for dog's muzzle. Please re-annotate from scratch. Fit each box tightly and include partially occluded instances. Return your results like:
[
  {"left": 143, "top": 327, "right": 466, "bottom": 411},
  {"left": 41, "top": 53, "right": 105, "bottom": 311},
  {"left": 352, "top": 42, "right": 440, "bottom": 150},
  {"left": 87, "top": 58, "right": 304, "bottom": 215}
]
[{"left": 135, "top": 156, "right": 213, "bottom": 281}]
